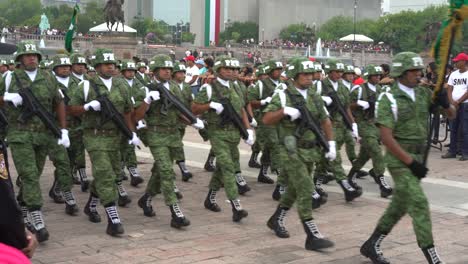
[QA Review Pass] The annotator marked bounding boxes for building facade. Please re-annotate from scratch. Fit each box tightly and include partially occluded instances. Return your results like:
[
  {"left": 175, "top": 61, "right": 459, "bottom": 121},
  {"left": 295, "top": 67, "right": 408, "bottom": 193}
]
[{"left": 384, "top": 0, "right": 448, "bottom": 14}]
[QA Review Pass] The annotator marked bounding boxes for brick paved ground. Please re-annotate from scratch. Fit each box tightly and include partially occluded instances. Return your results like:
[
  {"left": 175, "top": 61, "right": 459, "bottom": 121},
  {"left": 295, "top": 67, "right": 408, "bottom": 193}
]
[{"left": 12, "top": 149, "right": 466, "bottom": 264}]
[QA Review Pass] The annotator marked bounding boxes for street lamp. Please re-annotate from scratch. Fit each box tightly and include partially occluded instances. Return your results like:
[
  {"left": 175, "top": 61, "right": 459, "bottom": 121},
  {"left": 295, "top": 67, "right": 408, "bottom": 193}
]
[
  {"left": 262, "top": 28, "right": 265, "bottom": 45},
  {"left": 353, "top": 0, "right": 357, "bottom": 46}
]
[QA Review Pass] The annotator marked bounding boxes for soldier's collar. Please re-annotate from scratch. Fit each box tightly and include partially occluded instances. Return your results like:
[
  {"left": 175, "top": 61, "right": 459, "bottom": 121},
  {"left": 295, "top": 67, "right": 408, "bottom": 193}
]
[
  {"left": 216, "top": 77, "right": 230, "bottom": 88},
  {"left": 269, "top": 77, "right": 279, "bottom": 86},
  {"left": 72, "top": 72, "right": 84, "bottom": 81}
]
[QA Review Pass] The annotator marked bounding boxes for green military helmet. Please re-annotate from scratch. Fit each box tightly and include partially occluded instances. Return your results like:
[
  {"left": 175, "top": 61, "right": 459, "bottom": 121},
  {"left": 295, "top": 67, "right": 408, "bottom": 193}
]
[
  {"left": 363, "top": 64, "right": 384, "bottom": 78},
  {"left": 148, "top": 54, "right": 173, "bottom": 71},
  {"left": 324, "top": 59, "right": 345, "bottom": 73},
  {"left": 213, "top": 55, "right": 238, "bottom": 72},
  {"left": 88, "top": 66, "right": 96, "bottom": 72},
  {"left": 390, "top": 52, "right": 425, "bottom": 78},
  {"left": 93, "top": 48, "right": 116, "bottom": 67},
  {"left": 231, "top": 58, "right": 241, "bottom": 69},
  {"left": 120, "top": 59, "right": 137, "bottom": 71},
  {"left": 173, "top": 62, "right": 187, "bottom": 73},
  {"left": 136, "top": 61, "right": 147, "bottom": 70},
  {"left": 255, "top": 65, "right": 267, "bottom": 77},
  {"left": 264, "top": 60, "right": 284, "bottom": 74},
  {"left": 8, "top": 59, "right": 15, "bottom": 65},
  {"left": 312, "top": 61, "right": 323, "bottom": 73},
  {"left": 39, "top": 60, "right": 51, "bottom": 69},
  {"left": 0, "top": 59, "right": 8, "bottom": 66},
  {"left": 15, "top": 40, "right": 42, "bottom": 62},
  {"left": 70, "top": 53, "right": 88, "bottom": 65},
  {"left": 50, "top": 54, "right": 72, "bottom": 70},
  {"left": 286, "top": 57, "right": 315, "bottom": 79},
  {"left": 344, "top": 64, "right": 355, "bottom": 74}
]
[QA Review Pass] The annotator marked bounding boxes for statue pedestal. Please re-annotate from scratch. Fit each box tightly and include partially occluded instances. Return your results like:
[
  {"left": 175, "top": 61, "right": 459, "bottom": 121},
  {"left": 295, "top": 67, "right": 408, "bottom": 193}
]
[{"left": 92, "top": 32, "right": 138, "bottom": 59}]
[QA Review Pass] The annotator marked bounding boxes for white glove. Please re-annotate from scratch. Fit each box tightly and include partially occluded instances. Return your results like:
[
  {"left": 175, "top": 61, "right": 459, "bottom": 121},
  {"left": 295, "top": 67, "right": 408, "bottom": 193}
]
[
  {"left": 84, "top": 100, "right": 101, "bottom": 111},
  {"left": 128, "top": 132, "right": 141, "bottom": 146},
  {"left": 250, "top": 117, "right": 258, "bottom": 128},
  {"left": 321, "top": 96, "right": 333, "bottom": 106},
  {"left": 209, "top": 101, "right": 224, "bottom": 115},
  {"left": 283, "top": 106, "right": 301, "bottom": 121},
  {"left": 352, "top": 123, "right": 359, "bottom": 139},
  {"left": 260, "top": 97, "right": 272, "bottom": 105},
  {"left": 144, "top": 91, "right": 160, "bottom": 104},
  {"left": 357, "top": 100, "right": 370, "bottom": 110},
  {"left": 136, "top": 120, "right": 147, "bottom": 130},
  {"left": 191, "top": 118, "right": 205, "bottom": 130},
  {"left": 57, "top": 129, "right": 70, "bottom": 148},
  {"left": 325, "top": 141, "right": 336, "bottom": 161},
  {"left": 3, "top": 92, "right": 23, "bottom": 107},
  {"left": 244, "top": 129, "right": 255, "bottom": 146}
]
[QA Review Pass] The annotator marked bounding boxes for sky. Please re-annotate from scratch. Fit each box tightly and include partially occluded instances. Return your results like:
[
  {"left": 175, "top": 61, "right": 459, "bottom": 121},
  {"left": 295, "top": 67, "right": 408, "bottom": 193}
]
[{"left": 153, "top": 0, "right": 190, "bottom": 25}]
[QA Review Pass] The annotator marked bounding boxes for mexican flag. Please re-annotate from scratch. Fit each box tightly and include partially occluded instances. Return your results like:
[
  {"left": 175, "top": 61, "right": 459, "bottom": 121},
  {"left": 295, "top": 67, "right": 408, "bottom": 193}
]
[
  {"left": 204, "top": 0, "right": 221, "bottom": 47},
  {"left": 65, "top": 4, "right": 80, "bottom": 53}
]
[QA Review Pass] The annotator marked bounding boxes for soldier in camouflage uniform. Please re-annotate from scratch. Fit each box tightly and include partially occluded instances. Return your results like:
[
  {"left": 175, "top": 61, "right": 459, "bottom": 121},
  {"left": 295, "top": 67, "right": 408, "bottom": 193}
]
[
  {"left": 264, "top": 57, "right": 335, "bottom": 251},
  {"left": 135, "top": 62, "right": 151, "bottom": 86},
  {"left": 315, "top": 59, "right": 362, "bottom": 202},
  {"left": 135, "top": 54, "right": 203, "bottom": 228},
  {"left": 192, "top": 55, "right": 254, "bottom": 223},
  {"left": 360, "top": 52, "right": 454, "bottom": 264},
  {"left": 69, "top": 48, "right": 140, "bottom": 237},
  {"left": 171, "top": 62, "right": 195, "bottom": 182},
  {"left": 87, "top": 66, "right": 96, "bottom": 77},
  {"left": 119, "top": 60, "right": 145, "bottom": 188},
  {"left": 0, "top": 41, "right": 71, "bottom": 242},
  {"left": 347, "top": 65, "right": 393, "bottom": 198},
  {"left": 68, "top": 53, "right": 90, "bottom": 191},
  {"left": 248, "top": 59, "right": 284, "bottom": 186}
]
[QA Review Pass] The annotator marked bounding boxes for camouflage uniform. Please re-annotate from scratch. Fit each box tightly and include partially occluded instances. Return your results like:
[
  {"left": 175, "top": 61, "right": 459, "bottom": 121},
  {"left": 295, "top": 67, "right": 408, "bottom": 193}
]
[
  {"left": 361, "top": 52, "right": 445, "bottom": 264},
  {"left": 135, "top": 62, "right": 151, "bottom": 86},
  {"left": 341, "top": 65, "right": 358, "bottom": 163}
]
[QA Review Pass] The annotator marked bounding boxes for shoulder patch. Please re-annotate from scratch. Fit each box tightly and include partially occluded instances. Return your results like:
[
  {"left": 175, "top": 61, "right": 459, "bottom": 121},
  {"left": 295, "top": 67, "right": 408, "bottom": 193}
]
[{"left": 377, "top": 91, "right": 398, "bottom": 121}]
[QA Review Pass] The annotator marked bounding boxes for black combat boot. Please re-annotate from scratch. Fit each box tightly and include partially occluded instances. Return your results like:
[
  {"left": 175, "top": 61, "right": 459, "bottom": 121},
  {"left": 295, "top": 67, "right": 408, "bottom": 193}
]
[
  {"left": 177, "top": 160, "right": 193, "bottom": 182},
  {"left": 62, "top": 190, "right": 79, "bottom": 216},
  {"left": 376, "top": 174, "right": 393, "bottom": 198},
  {"left": 104, "top": 203, "right": 124, "bottom": 237},
  {"left": 302, "top": 219, "right": 334, "bottom": 251},
  {"left": 72, "top": 169, "right": 80, "bottom": 185},
  {"left": 169, "top": 203, "right": 191, "bottom": 228},
  {"left": 267, "top": 206, "right": 290, "bottom": 238},
  {"left": 346, "top": 168, "right": 363, "bottom": 195},
  {"left": 248, "top": 151, "right": 261, "bottom": 168},
  {"left": 117, "top": 181, "right": 131, "bottom": 207},
  {"left": 356, "top": 169, "right": 369, "bottom": 178},
  {"left": 174, "top": 183, "right": 183, "bottom": 200},
  {"left": 84, "top": 193, "right": 101, "bottom": 223},
  {"left": 369, "top": 168, "right": 379, "bottom": 184},
  {"left": 120, "top": 162, "right": 128, "bottom": 181},
  {"left": 312, "top": 191, "right": 322, "bottom": 209},
  {"left": 138, "top": 193, "right": 156, "bottom": 217},
  {"left": 314, "top": 177, "right": 328, "bottom": 205},
  {"left": 422, "top": 245, "right": 444, "bottom": 264},
  {"left": 257, "top": 164, "right": 274, "bottom": 184},
  {"left": 204, "top": 189, "right": 221, "bottom": 212},
  {"left": 78, "top": 168, "right": 89, "bottom": 192},
  {"left": 204, "top": 152, "right": 216, "bottom": 172},
  {"left": 48, "top": 178, "right": 65, "bottom": 204},
  {"left": 272, "top": 184, "right": 286, "bottom": 201},
  {"left": 230, "top": 199, "right": 248, "bottom": 222},
  {"left": 338, "top": 179, "right": 362, "bottom": 202},
  {"left": 235, "top": 172, "right": 251, "bottom": 195},
  {"left": 321, "top": 171, "right": 335, "bottom": 184},
  {"left": 29, "top": 209, "right": 49, "bottom": 243},
  {"left": 360, "top": 230, "right": 390, "bottom": 264},
  {"left": 128, "top": 166, "right": 144, "bottom": 187},
  {"left": 20, "top": 205, "right": 34, "bottom": 233}
]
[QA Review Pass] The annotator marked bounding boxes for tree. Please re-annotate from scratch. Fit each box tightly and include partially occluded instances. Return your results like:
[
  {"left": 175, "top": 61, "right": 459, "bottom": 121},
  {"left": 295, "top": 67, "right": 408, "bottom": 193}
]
[
  {"left": 219, "top": 21, "right": 258, "bottom": 44},
  {"left": 279, "top": 23, "right": 315, "bottom": 44},
  {"left": 0, "top": 0, "right": 41, "bottom": 27},
  {"left": 131, "top": 18, "right": 169, "bottom": 43},
  {"left": 75, "top": 1, "right": 106, "bottom": 33},
  {"left": 181, "top": 32, "right": 196, "bottom": 43}
]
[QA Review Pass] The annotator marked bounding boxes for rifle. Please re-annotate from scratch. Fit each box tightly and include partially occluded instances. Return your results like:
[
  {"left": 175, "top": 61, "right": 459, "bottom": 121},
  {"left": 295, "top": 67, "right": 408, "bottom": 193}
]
[
  {"left": 0, "top": 108, "right": 7, "bottom": 127},
  {"left": 327, "top": 90, "right": 353, "bottom": 130},
  {"left": 285, "top": 90, "right": 329, "bottom": 152},
  {"left": 365, "top": 92, "right": 377, "bottom": 120},
  {"left": 89, "top": 80, "right": 133, "bottom": 140},
  {"left": 218, "top": 97, "right": 249, "bottom": 140},
  {"left": 148, "top": 82, "right": 198, "bottom": 124},
  {"left": 13, "top": 74, "right": 61, "bottom": 138}
]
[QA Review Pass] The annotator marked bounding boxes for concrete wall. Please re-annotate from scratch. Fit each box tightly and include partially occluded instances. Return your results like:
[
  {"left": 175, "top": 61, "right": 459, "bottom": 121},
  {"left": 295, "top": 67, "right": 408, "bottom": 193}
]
[
  {"left": 227, "top": 0, "right": 259, "bottom": 24},
  {"left": 190, "top": 0, "right": 206, "bottom": 46},
  {"left": 124, "top": 0, "right": 153, "bottom": 24},
  {"left": 388, "top": 0, "right": 448, "bottom": 13},
  {"left": 258, "top": 0, "right": 382, "bottom": 41}
]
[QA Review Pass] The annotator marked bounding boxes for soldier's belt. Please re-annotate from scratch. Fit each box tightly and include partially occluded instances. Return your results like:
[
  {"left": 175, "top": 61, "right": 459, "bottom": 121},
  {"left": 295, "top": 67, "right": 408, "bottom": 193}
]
[
  {"left": 84, "top": 128, "right": 120, "bottom": 136},
  {"left": 399, "top": 143, "right": 425, "bottom": 155},
  {"left": 147, "top": 125, "right": 179, "bottom": 133},
  {"left": 208, "top": 123, "right": 238, "bottom": 131},
  {"left": 296, "top": 139, "right": 319, "bottom": 149}
]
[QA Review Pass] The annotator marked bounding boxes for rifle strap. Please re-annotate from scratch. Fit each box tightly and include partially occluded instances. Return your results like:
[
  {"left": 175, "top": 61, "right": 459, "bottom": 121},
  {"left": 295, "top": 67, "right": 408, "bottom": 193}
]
[{"left": 88, "top": 79, "right": 103, "bottom": 97}]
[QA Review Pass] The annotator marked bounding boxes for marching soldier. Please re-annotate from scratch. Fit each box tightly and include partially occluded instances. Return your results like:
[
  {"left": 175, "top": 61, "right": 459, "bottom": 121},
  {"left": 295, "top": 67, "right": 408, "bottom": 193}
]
[
  {"left": 348, "top": 65, "right": 393, "bottom": 198},
  {"left": 119, "top": 60, "right": 145, "bottom": 187},
  {"left": 360, "top": 52, "right": 454, "bottom": 264},
  {"left": 69, "top": 53, "right": 90, "bottom": 191},
  {"left": 264, "top": 57, "right": 335, "bottom": 251},
  {"left": 135, "top": 62, "right": 151, "bottom": 86},
  {"left": 135, "top": 54, "right": 202, "bottom": 228},
  {"left": 316, "top": 59, "right": 362, "bottom": 202},
  {"left": 192, "top": 55, "right": 254, "bottom": 223},
  {"left": 87, "top": 66, "right": 96, "bottom": 77},
  {"left": 0, "top": 41, "right": 71, "bottom": 242},
  {"left": 68, "top": 48, "right": 140, "bottom": 236}
]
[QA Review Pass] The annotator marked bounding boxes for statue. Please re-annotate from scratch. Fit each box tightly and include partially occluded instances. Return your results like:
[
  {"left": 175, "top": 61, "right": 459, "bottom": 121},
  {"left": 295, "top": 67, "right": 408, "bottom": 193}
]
[
  {"left": 104, "top": 0, "right": 125, "bottom": 32},
  {"left": 39, "top": 13, "right": 50, "bottom": 35}
]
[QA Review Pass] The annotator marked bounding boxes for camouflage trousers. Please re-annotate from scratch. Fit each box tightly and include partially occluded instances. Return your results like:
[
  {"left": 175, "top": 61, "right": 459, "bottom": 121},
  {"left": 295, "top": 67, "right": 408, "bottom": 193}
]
[
  {"left": 173, "top": 127, "right": 187, "bottom": 162},
  {"left": 69, "top": 130, "right": 86, "bottom": 172},
  {"left": 10, "top": 132, "right": 52, "bottom": 209},
  {"left": 145, "top": 145, "right": 177, "bottom": 205},
  {"left": 87, "top": 149, "right": 120, "bottom": 206},
  {"left": 48, "top": 142, "right": 73, "bottom": 192},
  {"left": 343, "top": 128, "right": 357, "bottom": 162},
  {"left": 315, "top": 125, "right": 349, "bottom": 182},
  {"left": 208, "top": 135, "right": 240, "bottom": 200},
  {"left": 256, "top": 126, "right": 281, "bottom": 172},
  {"left": 352, "top": 124, "right": 385, "bottom": 175},
  {"left": 376, "top": 166, "right": 433, "bottom": 248},
  {"left": 120, "top": 137, "right": 137, "bottom": 168},
  {"left": 279, "top": 146, "right": 316, "bottom": 221}
]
